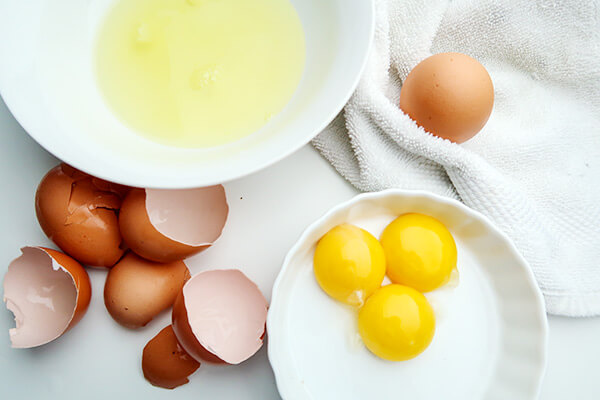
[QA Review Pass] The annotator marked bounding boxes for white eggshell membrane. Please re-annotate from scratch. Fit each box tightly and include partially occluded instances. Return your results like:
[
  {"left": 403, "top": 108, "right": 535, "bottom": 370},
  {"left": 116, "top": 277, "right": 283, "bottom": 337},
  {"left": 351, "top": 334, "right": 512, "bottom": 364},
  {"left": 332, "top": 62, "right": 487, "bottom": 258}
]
[
  {"left": 184, "top": 270, "right": 268, "bottom": 364},
  {"left": 145, "top": 186, "right": 228, "bottom": 247},
  {"left": 3, "top": 247, "right": 78, "bottom": 348}
]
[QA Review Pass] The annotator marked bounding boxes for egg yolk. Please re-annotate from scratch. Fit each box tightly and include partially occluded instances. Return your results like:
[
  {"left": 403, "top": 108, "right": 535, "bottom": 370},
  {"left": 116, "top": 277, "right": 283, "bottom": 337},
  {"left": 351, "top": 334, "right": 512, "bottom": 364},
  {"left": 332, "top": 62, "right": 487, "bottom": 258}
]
[
  {"left": 380, "top": 213, "right": 457, "bottom": 292},
  {"left": 313, "top": 224, "right": 386, "bottom": 307},
  {"left": 358, "top": 284, "right": 435, "bottom": 361}
]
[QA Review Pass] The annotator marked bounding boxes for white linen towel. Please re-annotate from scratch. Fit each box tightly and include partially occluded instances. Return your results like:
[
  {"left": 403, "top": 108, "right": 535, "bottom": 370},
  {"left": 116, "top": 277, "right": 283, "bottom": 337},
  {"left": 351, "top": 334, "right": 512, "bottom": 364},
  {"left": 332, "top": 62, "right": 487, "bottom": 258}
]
[{"left": 313, "top": 0, "right": 600, "bottom": 316}]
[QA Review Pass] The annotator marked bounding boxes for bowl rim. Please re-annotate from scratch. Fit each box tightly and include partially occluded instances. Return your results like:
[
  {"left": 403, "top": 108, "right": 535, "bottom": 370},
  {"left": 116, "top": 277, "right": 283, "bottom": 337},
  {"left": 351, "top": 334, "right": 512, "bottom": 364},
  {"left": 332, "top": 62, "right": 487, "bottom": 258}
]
[
  {"left": 267, "top": 188, "right": 548, "bottom": 400},
  {"left": 0, "top": 0, "right": 376, "bottom": 189}
]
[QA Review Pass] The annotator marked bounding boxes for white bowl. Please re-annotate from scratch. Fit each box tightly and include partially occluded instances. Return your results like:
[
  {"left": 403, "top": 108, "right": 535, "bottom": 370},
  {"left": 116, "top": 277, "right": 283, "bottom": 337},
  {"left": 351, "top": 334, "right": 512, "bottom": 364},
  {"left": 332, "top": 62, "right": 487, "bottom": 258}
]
[
  {"left": 0, "top": 0, "right": 374, "bottom": 188},
  {"left": 268, "top": 190, "right": 548, "bottom": 400}
]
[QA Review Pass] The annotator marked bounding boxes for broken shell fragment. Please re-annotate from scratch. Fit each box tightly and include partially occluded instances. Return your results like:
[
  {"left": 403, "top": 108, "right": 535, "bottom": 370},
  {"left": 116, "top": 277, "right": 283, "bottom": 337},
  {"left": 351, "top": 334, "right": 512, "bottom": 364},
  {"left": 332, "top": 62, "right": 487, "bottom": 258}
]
[
  {"left": 35, "top": 163, "right": 128, "bottom": 267},
  {"left": 142, "top": 325, "right": 200, "bottom": 390}
]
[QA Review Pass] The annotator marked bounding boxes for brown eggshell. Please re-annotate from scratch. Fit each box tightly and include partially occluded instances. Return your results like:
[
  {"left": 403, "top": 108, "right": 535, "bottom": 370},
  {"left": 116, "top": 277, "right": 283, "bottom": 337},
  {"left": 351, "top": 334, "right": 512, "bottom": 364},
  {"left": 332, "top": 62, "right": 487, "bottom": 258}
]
[
  {"left": 3, "top": 246, "right": 91, "bottom": 348},
  {"left": 35, "top": 164, "right": 128, "bottom": 267},
  {"left": 42, "top": 247, "right": 92, "bottom": 330},
  {"left": 119, "top": 187, "right": 228, "bottom": 263},
  {"left": 171, "top": 290, "right": 225, "bottom": 364},
  {"left": 119, "top": 189, "right": 200, "bottom": 263},
  {"left": 104, "top": 252, "right": 190, "bottom": 329},
  {"left": 399, "top": 52, "right": 494, "bottom": 143},
  {"left": 142, "top": 325, "right": 200, "bottom": 389},
  {"left": 171, "top": 270, "right": 268, "bottom": 365}
]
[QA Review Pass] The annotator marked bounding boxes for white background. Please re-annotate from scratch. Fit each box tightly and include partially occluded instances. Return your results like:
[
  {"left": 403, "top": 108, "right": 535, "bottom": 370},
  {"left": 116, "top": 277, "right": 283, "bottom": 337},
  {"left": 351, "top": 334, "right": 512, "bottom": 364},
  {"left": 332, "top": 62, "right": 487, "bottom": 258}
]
[{"left": 1, "top": 97, "right": 599, "bottom": 399}]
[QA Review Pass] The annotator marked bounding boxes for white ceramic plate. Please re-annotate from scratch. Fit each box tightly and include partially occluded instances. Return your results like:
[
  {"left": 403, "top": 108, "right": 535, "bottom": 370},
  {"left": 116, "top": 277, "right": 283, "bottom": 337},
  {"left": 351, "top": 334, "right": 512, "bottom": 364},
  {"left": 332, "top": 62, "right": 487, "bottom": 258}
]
[
  {"left": 0, "top": 0, "right": 374, "bottom": 188},
  {"left": 268, "top": 190, "right": 548, "bottom": 400}
]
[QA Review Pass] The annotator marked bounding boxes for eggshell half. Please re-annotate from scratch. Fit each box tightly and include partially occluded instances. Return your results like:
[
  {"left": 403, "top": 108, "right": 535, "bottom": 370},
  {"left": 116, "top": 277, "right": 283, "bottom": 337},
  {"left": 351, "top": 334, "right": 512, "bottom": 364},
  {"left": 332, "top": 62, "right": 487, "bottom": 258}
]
[
  {"left": 35, "top": 164, "right": 128, "bottom": 267},
  {"left": 119, "top": 187, "right": 228, "bottom": 263},
  {"left": 172, "top": 270, "right": 268, "bottom": 365},
  {"left": 104, "top": 252, "right": 190, "bottom": 329},
  {"left": 2, "top": 247, "right": 91, "bottom": 348},
  {"left": 142, "top": 325, "right": 200, "bottom": 390}
]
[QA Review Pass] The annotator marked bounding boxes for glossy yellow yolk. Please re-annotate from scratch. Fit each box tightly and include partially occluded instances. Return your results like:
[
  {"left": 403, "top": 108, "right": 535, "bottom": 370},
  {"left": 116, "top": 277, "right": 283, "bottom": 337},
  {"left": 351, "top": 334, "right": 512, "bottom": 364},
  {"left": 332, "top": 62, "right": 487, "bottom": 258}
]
[
  {"left": 358, "top": 284, "right": 435, "bottom": 361},
  {"left": 313, "top": 224, "right": 386, "bottom": 307},
  {"left": 380, "top": 213, "right": 457, "bottom": 292}
]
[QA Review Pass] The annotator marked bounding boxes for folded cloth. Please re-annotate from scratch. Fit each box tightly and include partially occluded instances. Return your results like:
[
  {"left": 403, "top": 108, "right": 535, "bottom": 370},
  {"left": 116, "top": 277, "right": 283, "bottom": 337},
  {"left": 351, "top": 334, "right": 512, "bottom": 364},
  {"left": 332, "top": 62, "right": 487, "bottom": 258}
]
[{"left": 313, "top": 0, "right": 600, "bottom": 316}]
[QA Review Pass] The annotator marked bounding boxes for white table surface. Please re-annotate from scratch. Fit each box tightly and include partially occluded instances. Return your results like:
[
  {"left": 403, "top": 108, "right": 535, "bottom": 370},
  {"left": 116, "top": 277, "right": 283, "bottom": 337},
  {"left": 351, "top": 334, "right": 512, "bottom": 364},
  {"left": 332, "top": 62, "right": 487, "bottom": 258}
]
[{"left": 1, "top": 96, "right": 599, "bottom": 399}]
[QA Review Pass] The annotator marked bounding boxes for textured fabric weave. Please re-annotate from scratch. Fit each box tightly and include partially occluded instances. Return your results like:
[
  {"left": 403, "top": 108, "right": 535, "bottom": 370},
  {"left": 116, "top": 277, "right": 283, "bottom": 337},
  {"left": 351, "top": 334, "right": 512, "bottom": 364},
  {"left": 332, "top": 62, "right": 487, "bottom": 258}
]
[{"left": 313, "top": 0, "right": 600, "bottom": 316}]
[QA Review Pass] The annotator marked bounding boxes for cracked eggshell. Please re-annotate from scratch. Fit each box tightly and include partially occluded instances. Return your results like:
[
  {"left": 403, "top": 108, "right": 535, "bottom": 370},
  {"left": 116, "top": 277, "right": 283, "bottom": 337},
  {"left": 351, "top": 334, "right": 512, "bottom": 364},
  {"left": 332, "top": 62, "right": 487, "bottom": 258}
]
[
  {"left": 104, "top": 252, "right": 190, "bottom": 329},
  {"left": 3, "top": 247, "right": 91, "bottom": 348},
  {"left": 119, "top": 187, "right": 228, "bottom": 263},
  {"left": 172, "top": 269, "right": 268, "bottom": 365},
  {"left": 35, "top": 163, "right": 129, "bottom": 267},
  {"left": 142, "top": 325, "right": 200, "bottom": 390}
]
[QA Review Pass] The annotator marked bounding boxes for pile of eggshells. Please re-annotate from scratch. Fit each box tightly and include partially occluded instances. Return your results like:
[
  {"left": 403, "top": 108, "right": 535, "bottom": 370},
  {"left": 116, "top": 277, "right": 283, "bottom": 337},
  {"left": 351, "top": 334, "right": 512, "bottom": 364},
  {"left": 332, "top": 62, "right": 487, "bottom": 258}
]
[{"left": 3, "top": 163, "right": 268, "bottom": 390}]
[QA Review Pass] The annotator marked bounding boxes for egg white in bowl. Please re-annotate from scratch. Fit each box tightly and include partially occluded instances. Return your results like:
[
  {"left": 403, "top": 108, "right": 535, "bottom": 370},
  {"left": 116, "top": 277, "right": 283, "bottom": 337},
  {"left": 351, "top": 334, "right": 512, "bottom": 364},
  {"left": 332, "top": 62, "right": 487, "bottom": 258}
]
[
  {"left": 0, "top": 0, "right": 374, "bottom": 188},
  {"left": 268, "top": 189, "right": 547, "bottom": 400}
]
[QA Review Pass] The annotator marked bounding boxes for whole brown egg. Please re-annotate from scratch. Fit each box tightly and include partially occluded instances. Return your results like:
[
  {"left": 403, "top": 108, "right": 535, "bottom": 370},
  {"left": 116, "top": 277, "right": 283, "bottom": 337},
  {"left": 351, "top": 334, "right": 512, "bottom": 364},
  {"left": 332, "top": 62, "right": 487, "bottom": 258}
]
[
  {"left": 104, "top": 252, "right": 190, "bottom": 329},
  {"left": 400, "top": 52, "right": 494, "bottom": 143}
]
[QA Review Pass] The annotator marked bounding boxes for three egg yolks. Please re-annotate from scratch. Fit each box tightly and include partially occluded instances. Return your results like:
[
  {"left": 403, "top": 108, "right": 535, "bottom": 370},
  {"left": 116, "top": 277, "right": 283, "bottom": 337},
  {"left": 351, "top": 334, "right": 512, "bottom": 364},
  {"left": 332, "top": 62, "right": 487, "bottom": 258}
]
[{"left": 313, "top": 214, "right": 457, "bottom": 361}]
